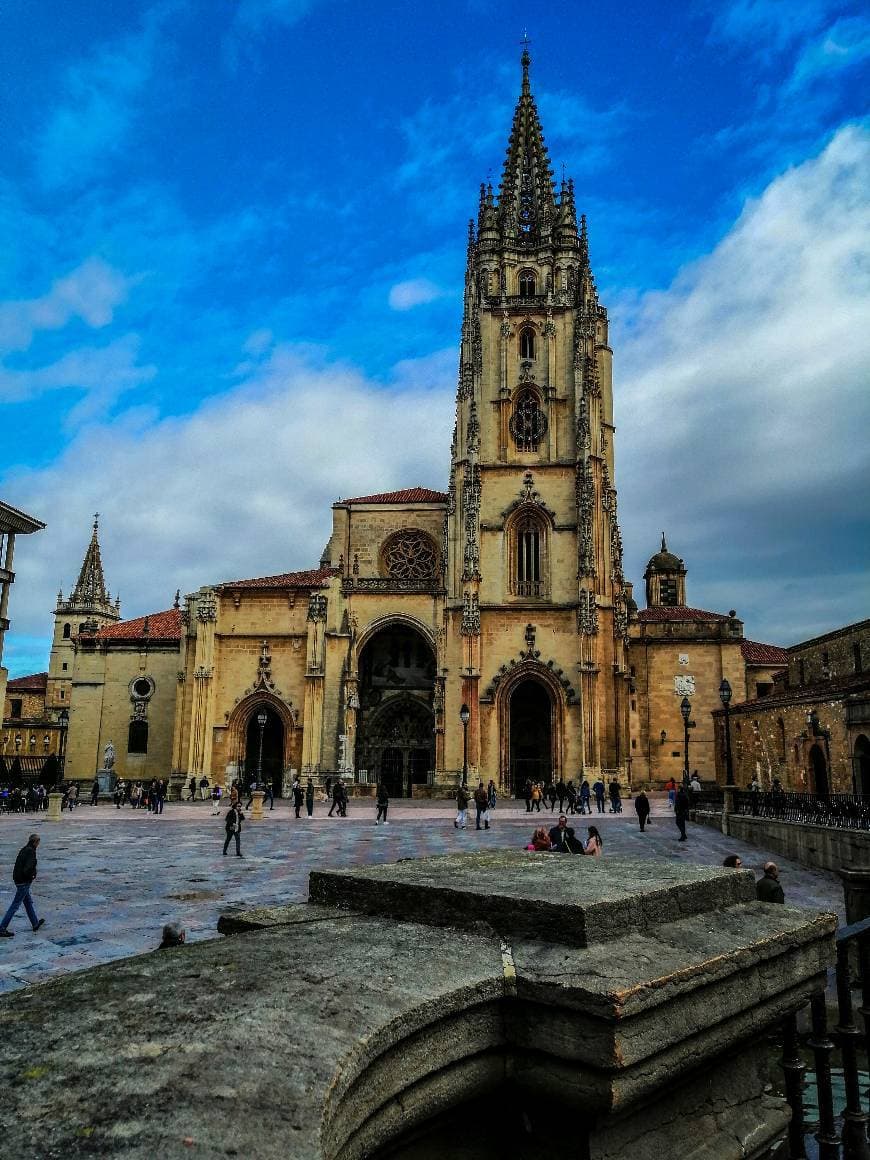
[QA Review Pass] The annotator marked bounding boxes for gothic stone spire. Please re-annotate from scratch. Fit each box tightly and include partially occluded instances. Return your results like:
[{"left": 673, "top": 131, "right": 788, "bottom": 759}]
[
  {"left": 70, "top": 514, "right": 110, "bottom": 607},
  {"left": 498, "top": 49, "right": 557, "bottom": 243}
]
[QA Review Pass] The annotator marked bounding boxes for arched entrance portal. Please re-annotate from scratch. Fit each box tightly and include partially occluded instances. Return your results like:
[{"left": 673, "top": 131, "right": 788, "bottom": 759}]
[
  {"left": 509, "top": 679, "right": 552, "bottom": 795},
  {"left": 809, "top": 743, "right": 829, "bottom": 797},
  {"left": 243, "top": 707, "right": 285, "bottom": 792},
  {"left": 853, "top": 735, "right": 870, "bottom": 796},
  {"left": 356, "top": 623, "right": 436, "bottom": 797}
]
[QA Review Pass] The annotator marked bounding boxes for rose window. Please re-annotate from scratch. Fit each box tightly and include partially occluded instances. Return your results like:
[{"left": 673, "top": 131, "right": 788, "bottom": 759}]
[
  {"left": 510, "top": 389, "right": 548, "bottom": 451},
  {"left": 382, "top": 532, "right": 438, "bottom": 580}
]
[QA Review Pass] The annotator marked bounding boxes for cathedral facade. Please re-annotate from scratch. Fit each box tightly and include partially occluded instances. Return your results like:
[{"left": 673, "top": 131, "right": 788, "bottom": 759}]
[{"left": 171, "top": 50, "right": 631, "bottom": 796}]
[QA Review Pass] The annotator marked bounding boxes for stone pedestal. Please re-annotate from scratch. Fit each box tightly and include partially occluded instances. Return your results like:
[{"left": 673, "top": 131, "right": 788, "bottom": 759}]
[
  {"left": 839, "top": 866, "right": 870, "bottom": 924},
  {"left": 250, "top": 790, "right": 265, "bottom": 820},
  {"left": 46, "top": 792, "right": 64, "bottom": 820}
]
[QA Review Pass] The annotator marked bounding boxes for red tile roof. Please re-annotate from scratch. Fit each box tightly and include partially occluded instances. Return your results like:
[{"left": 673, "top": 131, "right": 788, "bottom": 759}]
[
  {"left": 340, "top": 487, "right": 448, "bottom": 505},
  {"left": 636, "top": 606, "right": 732, "bottom": 623},
  {"left": 741, "top": 639, "right": 788, "bottom": 666},
  {"left": 218, "top": 566, "right": 336, "bottom": 591},
  {"left": 6, "top": 672, "right": 47, "bottom": 692},
  {"left": 95, "top": 608, "right": 183, "bottom": 643}
]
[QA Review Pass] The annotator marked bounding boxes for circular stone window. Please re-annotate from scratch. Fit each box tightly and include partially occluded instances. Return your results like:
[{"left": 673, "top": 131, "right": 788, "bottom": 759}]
[
  {"left": 381, "top": 531, "right": 438, "bottom": 580},
  {"left": 130, "top": 676, "right": 155, "bottom": 701}
]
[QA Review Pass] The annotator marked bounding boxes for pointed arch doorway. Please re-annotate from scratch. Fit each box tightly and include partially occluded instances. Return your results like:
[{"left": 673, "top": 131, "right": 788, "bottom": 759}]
[
  {"left": 809, "top": 743, "right": 829, "bottom": 797},
  {"left": 509, "top": 678, "right": 553, "bottom": 795},
  {"left": 243, "top": 706, "right": 285, "bottom": 791}
]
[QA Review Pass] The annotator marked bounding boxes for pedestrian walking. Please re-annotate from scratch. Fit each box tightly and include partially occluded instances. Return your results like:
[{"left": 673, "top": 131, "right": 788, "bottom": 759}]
[
  {"left": 455, "top": 784, "right": 470, "bottom": 829},
  {"left": 666, "top": 777, "right": 677, "bottom": 810},
  {"left": 328, "top": 779, "right": 342, "bottom": 818},
  {"left": 579, "top": 779, "right": 591, "bottom": 815},
  {"left": 530, "top": 782, "right": 543, "bottom": 812},
  {"left": 292, "top": 777, "right": 304, "bottom": 819},
  {"left": 523, "top": 779, "right": 533, "bottom": 812},
  {"left": 756, "top": 862, "right": 785, "bottom": 903},
  {"left": 305, "top": 778, "right": 315, "bottom": 818},
  {"left": 223, "top": 801, "right": 244, "bottom": 856},
  {"left": 375, "top": 781, "right": 389, "bottom": 825},
  {"left": 264, "top": 779, "right": 274, "bottom": 810},
  {"left": 674, "top": 785, "right": 690, "bottom": 841},
  {"left": 211, "top": 784, "right": 223, "bottom": 815},
  {"left": 608, "top": 778, "right": 622, "bottom": 814},
  {"left": 566, "top": 780, "right": 577, "bottom": 814},
  {"left": 198, "top": 776, "right": 209, "bottom": 801},
  {"left": 187, "top": 776, "right": 197, "bottom": 802},
  {"left": 545, "top": 780, "right": 557, "bottom": 812},
  {"left": 473, "top": 781, "right": 489, "bottom": 830},
  {"left": 634, "top": 790, "right": 651, "bottom": 832},
  {"left": 487, "top": 779, "right": 497, "bottom": 813},
  {"left": 0, "top": 834, "right": 45, "bottom": 937},
  {"left": 556, "top": 779, "right": 567, "bottom": 812},
  {"left": 90, "top": 777, "right": 100, "bottom": 806}
]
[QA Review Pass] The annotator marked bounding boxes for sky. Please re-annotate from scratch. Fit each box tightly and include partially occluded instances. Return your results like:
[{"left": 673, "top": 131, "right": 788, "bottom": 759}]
[{"left": 1, "top": 0, "right": 868, "bottom": 677}]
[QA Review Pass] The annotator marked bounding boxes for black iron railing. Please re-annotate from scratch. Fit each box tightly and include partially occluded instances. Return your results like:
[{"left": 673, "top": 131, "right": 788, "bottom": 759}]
[
  {"left": 737, "top": 790, "right": 870, "bottom": 831},
  {"left": 0, "top": 754, "right": 64, "bottom": 787},
  {"left": 781, "top": 916, "right": 870, "bottom": 1159},
  {"left": 693, "top": 788, "right": 725, "bottom": 810}
]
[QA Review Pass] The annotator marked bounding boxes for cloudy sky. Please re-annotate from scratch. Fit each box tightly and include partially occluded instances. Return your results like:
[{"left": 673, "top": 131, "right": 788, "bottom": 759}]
[{"left": 1, "top": 0, "right": 868, "bottom": 676}]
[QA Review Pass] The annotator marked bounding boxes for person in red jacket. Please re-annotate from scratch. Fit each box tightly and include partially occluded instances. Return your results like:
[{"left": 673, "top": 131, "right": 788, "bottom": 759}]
[{"left": 0, "top": 834, "right": 45, "bottom": 936}]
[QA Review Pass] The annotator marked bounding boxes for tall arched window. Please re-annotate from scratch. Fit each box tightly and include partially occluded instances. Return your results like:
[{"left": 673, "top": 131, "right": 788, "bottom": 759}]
[
  {"left": 518, "top": 270, "right": 536, "bottom": 298},
  {"left": 508, "top": 509, "right": 549, "bottom": 598},
  {"left": 519, "top": 327, "right": 535, "bottom": 360},
  {"left": 62, "top": 623, "right": 71, "bottom": 639}
]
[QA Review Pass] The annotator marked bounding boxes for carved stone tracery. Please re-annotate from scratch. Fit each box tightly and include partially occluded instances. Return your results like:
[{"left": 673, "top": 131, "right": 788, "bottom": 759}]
[{"left": 381, "top": 531, "right": 438, "bottom": 581}]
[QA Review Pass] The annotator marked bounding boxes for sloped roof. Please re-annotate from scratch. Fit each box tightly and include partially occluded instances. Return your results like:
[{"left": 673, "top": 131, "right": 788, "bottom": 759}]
[
  {"left": 636, "top": 606, "right": 731, "bottom": 623},
  {"left": 217, "top": 566, "right": 336, "bottom": 591},
  {"left": 94, "top": 608, "right": 182, "bottom": 643},
  {"left": 340, "top": 488, "right": 448, "bottom": 505},
  {"left": 6, "top": 672, "right": 48, "bottom": 692},
  {"left": 741, "top": 639, "right": 788, "bottom": 666}
]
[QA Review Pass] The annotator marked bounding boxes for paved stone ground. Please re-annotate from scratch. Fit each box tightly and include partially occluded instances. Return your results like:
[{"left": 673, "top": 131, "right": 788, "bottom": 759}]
[{"left": 0, "top": 794, "right": 844, "bottom": 993}]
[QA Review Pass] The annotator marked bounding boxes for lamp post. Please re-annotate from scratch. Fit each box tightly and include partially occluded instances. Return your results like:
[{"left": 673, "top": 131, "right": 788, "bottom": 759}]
[
  {"left": 680, "top": 696, "right": 692, "bottom": 788},
  {"left": 460, "top": 703, "right": 470, "bottom": 787},
  {"left": 719, "top": 678, "right": 734, "bottom": 786},
  {"left": 256, "top": 709, "right": 267, "bottom": 787}
]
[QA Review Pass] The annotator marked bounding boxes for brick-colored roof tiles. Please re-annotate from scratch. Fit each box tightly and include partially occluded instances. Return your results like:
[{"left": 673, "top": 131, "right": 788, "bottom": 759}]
[
  {"left": 636, "top": 606, "right": 731, "bottom": 623},
  {"left": 6, "top": 672, "right": 48, "bottom": 691},
  {"left": 95, "top": 608, "right": 182, "bottom": 643},
  {"left": 217, "top": 567, "right": 337, "bottom": 591},
  {"left": 340, "top": 487, "right": 448, "bottom": 505},
  {"left": 741, "top": 639, "right": 788, "bottom": 666}
]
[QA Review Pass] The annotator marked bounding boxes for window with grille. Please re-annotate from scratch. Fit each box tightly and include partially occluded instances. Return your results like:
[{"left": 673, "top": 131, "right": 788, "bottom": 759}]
[
  {"left": 513, "top": 512, "right": 547, "bottom": 597},
  {"left": 381, "top": 531, "right": 438, "bottom": 580},
  {"left": 659, "top": 578, "right": 678, "bottom": 606},
  {"left": 518, "top": 271, "right": 536, "bottom": 298},
  {"left": 509, "top": 389, "right": 547, "bottom": 451}
]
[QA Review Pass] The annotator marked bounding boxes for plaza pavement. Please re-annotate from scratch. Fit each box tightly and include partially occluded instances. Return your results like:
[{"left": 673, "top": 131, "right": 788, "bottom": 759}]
[{"left": 0, "top": 793, "right": 845, "bottom": 994}]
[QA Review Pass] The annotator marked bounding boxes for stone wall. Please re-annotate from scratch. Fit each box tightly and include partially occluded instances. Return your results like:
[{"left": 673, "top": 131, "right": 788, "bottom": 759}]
[
  {"left": 696, "top": 808, "right": 870, "bottom": 874},
  {"left": 788, "top": 619, "right": 869, "bottom": 687}
]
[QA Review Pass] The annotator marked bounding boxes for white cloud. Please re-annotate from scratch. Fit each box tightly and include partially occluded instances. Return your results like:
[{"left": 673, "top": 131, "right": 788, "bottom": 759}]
[
  {"left": 0, "top": 258, "right": 132, "bottom": 353},
  {"left": 787, "top": 15, "right": 870, "bottom": 90},
  {"left": 2, "top": 345, "right": 454, "bottom": 661},
  {"left": 617, "top": 123, "right": 870, "bottom": 642},
  {"left": 709, "top": 0, "right": 842, "bottom": 57},
  {"left": 388, "top": 279, "right": 444, "bottom": 311}
]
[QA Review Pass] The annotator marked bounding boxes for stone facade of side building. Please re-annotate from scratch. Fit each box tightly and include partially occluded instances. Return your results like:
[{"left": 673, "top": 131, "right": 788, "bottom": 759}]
[
  {"left": 712, "top": 619, "right": 870, "bottom": 793},
  {"left": 0, "top": 673, "right": 64, "bottom": 774},
  {"left": 0, "top": 499, "right": 44, "bottom": 721},
  {"left": 626, "top": 536, "right": 787, "bottom": 787}
]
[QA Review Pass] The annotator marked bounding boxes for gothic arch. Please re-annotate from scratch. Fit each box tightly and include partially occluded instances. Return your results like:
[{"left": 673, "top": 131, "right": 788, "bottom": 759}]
[
  {"left": 354, "top": 613, "right": 437, "bottom": 660},
  {"left": 495, "top": 660, "right": 567, "bottom": 792},
  {"left": 225, "top": 691, "right": 297, "bottom": 777},
  {"left": 504, "top": 503, "right": 551, "bottom": 598}
]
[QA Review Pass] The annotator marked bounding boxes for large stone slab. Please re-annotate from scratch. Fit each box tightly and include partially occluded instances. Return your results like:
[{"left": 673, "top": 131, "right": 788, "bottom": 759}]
[{"left": 308, "top": 850, "right": 757, "bottom": 946}]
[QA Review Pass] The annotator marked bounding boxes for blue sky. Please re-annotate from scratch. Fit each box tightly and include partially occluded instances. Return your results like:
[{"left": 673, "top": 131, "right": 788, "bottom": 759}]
[{"left": 1, "top": 0, "right": 869, "bottom": 676}]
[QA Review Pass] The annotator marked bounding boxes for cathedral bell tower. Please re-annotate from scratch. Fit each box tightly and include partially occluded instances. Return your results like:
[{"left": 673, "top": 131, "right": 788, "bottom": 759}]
[{"left": 442, "top": 49, "right": 631, "bottom": 788}]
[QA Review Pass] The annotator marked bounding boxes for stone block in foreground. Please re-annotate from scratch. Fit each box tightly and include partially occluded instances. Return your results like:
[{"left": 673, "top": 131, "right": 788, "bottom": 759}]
[{"left": 0, "top": 852, "right": 836, "bottom": 1160}]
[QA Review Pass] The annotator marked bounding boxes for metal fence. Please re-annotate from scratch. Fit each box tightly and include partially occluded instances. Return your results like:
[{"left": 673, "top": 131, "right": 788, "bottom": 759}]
[
  {"left": 736, "top": 790, "right": 870, "bottom": 831},
  {"left": 781, "top": 916, "right": 870, "bottom": 1159},
  {"left": 0, "top": 754, "right": 65, "bottom": 787}
]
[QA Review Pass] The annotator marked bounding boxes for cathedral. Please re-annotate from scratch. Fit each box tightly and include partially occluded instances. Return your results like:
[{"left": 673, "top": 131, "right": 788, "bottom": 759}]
[{"left": 3, "top": 52, "right": 793, "bottom": 797}]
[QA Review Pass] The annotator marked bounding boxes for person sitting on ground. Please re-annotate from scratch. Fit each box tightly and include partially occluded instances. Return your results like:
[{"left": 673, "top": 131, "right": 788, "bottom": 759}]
[
  {"left": 548, "top": 814, "right": 581, "bottom": 853},
  {"left": 584, "top": 826, "right": 604, "bottom": 856},
  {"left": 722, "top": 854, "right": 743, "bottom": 868},
  {"left": 526, "top": 827, "right": 552, "bottom": 852},
  {"left": 756, "top": 861, "right": 784, "bottom": 903},
  {"left": 158, "top": 922, "right": 186, "bottom": 949}
]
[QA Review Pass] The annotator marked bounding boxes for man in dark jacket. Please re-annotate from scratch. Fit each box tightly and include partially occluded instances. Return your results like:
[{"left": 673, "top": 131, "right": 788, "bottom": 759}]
[
  {"left": 292, "top": 778, "right": 304, "bottom": 819},
  {"left": 674, "top": 786, "right": 690, "bottom": 841},
  {"left": 375, "top": 782, "right": 390, "bottom": 826},
  {"left": 473, "top": 782, "right": 489, "bottom": 830},
  {"left": 634, "top": 790, "right": 651, "bottom": 832},
  {"left": 549, "top": 814, "right": 581, "bottom": 853},
  {"left": 756, "top": 862, "right": 785, "bottom": 903},
  {"left": 223, "top": 802, "right": 244, "bottom": 857},
  {"left": 0, "top": 834, "right": 45, "bottom": 936}
]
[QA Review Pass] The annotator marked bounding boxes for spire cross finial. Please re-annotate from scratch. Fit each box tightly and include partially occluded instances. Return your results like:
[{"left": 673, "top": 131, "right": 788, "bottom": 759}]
[
  {"left": 93, "top": 512, "right": 99, "bottom": 533},
  {"left": 520, "top": 31, "right": 531, "bottom": 91},
  {"left": 661, "top": 531, "right": 668, "bottom": 552}
]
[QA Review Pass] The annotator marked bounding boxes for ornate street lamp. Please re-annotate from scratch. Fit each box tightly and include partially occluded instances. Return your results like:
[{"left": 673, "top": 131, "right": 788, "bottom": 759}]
[
  {"left": 680, "top": 696, "right": 692, "bottom": 788},
  {"left": 719, "top": 679, "right": 734, "bottom": 786},
  {"left": 256, "top": 709, "right": 268, "bottom": 785},
  {"left": 460, "top": 703, "right": 470, "bottom": 788}
]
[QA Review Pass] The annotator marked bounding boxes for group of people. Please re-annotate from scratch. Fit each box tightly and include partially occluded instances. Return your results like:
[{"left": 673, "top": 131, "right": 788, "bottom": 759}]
[
  {"left": 527, "top": 816, "right": 604, "bottom": 855},
  {"left": 108, "top": 777, "right": 169, "bottom": 813},
  {"left": 454, "top": 780, "right": 498, "bottom": 830},
  {"left": 0, "top": 784, "right": 49, "bottom": 813},
  {"left": 522, "top": 777, "right": 624, "bottom": 816}
]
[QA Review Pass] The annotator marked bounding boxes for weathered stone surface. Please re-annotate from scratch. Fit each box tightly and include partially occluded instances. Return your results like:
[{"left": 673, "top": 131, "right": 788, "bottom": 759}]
[
  {"left": 0, "top": 854, "right": 837, "bottom": 1160},
  {"left": 309, "top": 850, "right": 757, "bottom": 946}
]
